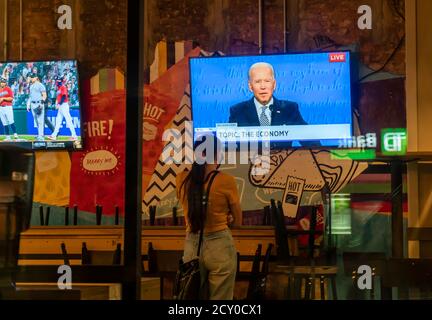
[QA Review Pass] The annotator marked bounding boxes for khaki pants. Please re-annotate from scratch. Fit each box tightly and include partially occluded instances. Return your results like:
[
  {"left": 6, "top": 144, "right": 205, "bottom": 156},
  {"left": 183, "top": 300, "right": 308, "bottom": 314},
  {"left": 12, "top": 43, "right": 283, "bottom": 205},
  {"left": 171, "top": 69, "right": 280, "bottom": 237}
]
[{"left": 183, "top": 228, "right": 237, "bottom": 300}]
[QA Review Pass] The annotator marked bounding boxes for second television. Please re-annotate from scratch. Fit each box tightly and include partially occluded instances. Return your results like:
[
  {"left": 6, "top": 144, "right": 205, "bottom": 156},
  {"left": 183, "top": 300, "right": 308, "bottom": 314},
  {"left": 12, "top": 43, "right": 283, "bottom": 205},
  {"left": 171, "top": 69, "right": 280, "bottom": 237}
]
[
  {"left": 0, "top": 59, "right": 82, "bottom": 150},
  {"left": 189, "top": 51, "right": 355, "bottom": 148}
]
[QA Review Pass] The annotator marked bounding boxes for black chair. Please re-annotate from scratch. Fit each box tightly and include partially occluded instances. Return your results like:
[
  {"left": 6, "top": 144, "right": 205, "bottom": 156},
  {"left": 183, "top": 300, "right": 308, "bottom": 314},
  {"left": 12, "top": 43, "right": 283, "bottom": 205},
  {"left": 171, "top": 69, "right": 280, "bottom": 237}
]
[
  {"left": 81, "top": 242, "right": 123, "bottom": 265},
  {"left": 172, "top": 207, "right": 178, "bottom": 226},
  {"left": 61, "top": 243, "right": 70, "bottom": 265},
  {"left": 149, "top": 206, "right": 156, "bottom": 226},
  {"left": 235, "top": 243, "right": 274, "bottom": 300},
  {"left": 270, "top": 200, "right": 338, "bottom": 300},
  {"left": 270, "top": 199, "right": 290, "bottom": 261},
  {"left": 144, "top": 242, "right": 183, "bottom": 299},
  {"left": 247, "top": 243, "right": 274, "bottom": 300},
  {"left": 262, "top": 206, "right": 272, "bottom": 226},
  {"left": 246, "top": 244, "right": 262, "bottom": 299},
  {"left": 81, "top": 242, "right": 90, "bottom": 265},
  {"left": 382, "top": 258, "right": 432, "bottom": 300},
  {"left": 0, "top": 149, "right": 34, "bottom": 296}
]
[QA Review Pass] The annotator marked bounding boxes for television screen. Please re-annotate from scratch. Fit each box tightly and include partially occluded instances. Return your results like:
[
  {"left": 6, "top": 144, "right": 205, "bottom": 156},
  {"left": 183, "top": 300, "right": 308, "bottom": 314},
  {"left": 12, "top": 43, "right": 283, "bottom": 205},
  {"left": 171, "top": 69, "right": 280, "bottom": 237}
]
[
  {"left": 0, "top": 60, "right": 82, "bottom": 150},
  {"left": 189, "top": 51, "right": 354, "bottom": 148}
]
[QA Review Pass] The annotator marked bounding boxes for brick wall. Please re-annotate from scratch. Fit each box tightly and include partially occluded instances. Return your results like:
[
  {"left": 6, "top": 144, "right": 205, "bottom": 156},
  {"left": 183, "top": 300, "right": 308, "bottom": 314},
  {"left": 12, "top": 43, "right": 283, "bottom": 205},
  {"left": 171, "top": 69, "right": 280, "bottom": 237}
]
[
  {"left": 5, "top": 0, "right": 127, "bottom": 80},
  {"left": 293, "top": 0, "right": 405, "bottom": 75},
  {"left": 146, "top": 0, "right": 405, "bottom": 74},
  {"left": 7, "top": 0, "right": 60, "bottom": 61},
  {"left": 5, "top": 0, "right": 405, "bottom": 77},
  {"left": 78, "top": 0, "right": 127, "bottom": 79}
]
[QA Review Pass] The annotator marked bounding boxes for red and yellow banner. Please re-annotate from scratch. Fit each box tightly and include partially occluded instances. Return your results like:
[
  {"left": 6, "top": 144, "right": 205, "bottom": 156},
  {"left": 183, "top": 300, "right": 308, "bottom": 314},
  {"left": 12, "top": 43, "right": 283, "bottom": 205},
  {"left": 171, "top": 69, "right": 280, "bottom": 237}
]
[{"left": 69, "top": 69, "right": 126, "bottom": 216}]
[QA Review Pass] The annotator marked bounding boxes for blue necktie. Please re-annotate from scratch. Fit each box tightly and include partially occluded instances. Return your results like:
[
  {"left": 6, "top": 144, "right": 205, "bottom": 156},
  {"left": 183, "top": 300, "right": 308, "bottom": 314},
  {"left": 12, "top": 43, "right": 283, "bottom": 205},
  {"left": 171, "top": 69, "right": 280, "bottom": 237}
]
[{"left": 259, "top": 106, "right": 270, "bottom": 126}]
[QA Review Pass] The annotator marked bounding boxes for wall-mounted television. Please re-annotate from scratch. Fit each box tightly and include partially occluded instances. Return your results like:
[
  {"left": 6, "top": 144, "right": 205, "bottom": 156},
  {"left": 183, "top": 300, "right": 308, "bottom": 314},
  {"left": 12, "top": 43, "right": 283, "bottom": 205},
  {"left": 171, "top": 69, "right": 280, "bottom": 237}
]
[
  {"left": 189, "top": 51, "right": 355, "bottom": 148},
  {"left": 0, "top": 60, "right": 82, "bottom": 151}
]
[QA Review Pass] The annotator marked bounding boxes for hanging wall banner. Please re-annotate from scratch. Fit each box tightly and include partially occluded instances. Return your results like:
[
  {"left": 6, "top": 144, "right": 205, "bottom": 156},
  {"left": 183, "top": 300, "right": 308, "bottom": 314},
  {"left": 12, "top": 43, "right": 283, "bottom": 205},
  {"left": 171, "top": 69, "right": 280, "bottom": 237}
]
[
  {"left": 33, "top": 151, "right": 71, "bottom": 206},
  {"left": 69, "top": 69, "right": 125, "bottom": 216},
  {"left": 142, "top": 44, "right": 201, "bottom": 196}
]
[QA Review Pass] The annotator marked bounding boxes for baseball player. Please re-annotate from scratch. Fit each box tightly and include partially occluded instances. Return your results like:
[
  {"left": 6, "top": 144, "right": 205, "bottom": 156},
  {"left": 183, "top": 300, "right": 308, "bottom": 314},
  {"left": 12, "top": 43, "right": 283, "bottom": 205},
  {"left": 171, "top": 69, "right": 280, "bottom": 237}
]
[
  {"left": 48, "top": 77, "right": 77, "bottom": 141},
  {"left": 27, "top": 73, "right": 47, "bottom": 141},
  {"left": 0, "top": 76, "right": 18, "bottom": 141}
]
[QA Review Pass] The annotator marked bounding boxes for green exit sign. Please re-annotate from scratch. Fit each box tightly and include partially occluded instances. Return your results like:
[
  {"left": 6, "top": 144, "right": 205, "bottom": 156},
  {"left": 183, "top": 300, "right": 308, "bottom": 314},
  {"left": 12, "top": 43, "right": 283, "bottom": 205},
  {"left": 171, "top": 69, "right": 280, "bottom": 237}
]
[{"left": 381, "top": 128, "right": 407, "bottom": 156}]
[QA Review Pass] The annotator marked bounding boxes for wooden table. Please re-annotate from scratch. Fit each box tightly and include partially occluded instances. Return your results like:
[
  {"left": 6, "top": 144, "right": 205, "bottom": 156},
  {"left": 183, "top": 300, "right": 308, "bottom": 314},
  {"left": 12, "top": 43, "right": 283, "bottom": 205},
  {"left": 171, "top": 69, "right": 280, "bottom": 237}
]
[
  {"left": 19, "top": 226, "right": 276, "bottom": 265},
  {"left": 14, "top": 277, "right": 160, "bottom": 300}
]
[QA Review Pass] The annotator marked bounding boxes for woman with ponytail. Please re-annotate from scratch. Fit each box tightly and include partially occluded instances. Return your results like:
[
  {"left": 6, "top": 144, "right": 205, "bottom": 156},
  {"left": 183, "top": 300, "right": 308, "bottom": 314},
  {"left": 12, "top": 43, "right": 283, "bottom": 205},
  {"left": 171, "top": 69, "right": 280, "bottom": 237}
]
[{"left": 176, "top": 134, "right": 242, "bottom": 300}]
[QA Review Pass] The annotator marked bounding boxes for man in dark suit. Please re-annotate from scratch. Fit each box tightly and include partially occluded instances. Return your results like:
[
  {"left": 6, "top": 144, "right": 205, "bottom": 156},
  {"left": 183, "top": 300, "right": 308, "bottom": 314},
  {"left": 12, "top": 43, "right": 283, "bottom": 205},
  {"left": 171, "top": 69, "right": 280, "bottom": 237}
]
[
  {"left": 228, "top": 62, "right": 317, "bottom": 148},
  {"left": 229, "top": 97, "right": 307, "bottom": 127}
]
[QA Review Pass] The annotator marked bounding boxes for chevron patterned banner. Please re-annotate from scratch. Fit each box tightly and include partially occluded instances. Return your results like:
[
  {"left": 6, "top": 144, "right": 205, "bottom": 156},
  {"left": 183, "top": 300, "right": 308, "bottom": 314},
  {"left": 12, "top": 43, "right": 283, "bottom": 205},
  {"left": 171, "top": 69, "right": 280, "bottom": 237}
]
[
  {"left": 143, "top": 87, "right": 193, "bottom": 212},
  {"left": 142, "top": 47, "right": 218, "bottom": 215},
  {"left": 142, "top": 43, "right": 200, "bottom": 201},
  {"left": 142, "top": 48, "right": 200, "bottom": 192}
]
